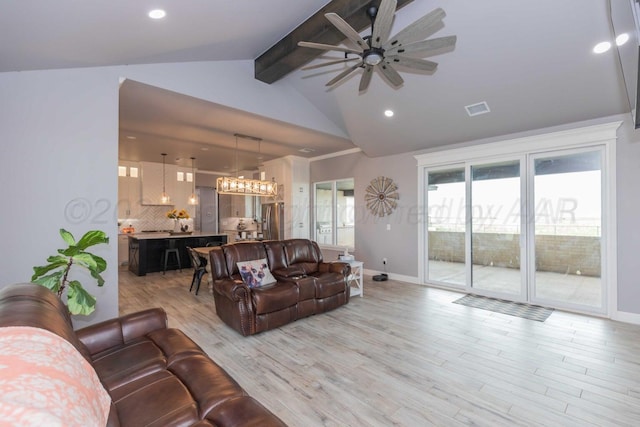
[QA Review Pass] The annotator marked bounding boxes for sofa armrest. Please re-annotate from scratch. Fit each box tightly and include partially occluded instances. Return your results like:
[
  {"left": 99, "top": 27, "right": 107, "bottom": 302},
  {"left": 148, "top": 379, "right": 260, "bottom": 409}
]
[
  {"left": 212, "top": 279, "right": 255, "bottom": 336},
  {"left": 75, "top": 308, "right": 167, "bottom": 356},
  {"left": 213, "top": 278, "right": 251, "bottom": 301},
  {"left": 319, "top": 261, "right": 351, "bottom": 277}
]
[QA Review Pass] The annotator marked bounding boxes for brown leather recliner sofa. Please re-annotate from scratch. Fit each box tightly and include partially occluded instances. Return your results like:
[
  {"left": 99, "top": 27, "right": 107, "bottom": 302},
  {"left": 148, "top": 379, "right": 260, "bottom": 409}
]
[
  {"left": 0, "top": 283, "right": 286, "bottom": 426},
  {"left": 209, "top": 238, "right": 351, "bottom": 336}
]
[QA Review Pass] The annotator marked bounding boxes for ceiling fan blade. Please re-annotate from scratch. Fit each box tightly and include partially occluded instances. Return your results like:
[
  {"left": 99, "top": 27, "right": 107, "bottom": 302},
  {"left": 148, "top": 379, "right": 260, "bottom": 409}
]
[
  {"left": 298, "top": 41, "right": 362, "bottom": 54},
  {"left": 384, "top": 8, "right": 446, "bottom": 50},
  {"left": 301, "top": 57, "right": 360, "bottom": 71},
  {"left": 371, "top": 0, "right": 397, "bottom": 48},
  {"left": 325, "top": 13, "right": 368, "bottom": 51},
  {"left": 359, "top": 65, "right": 374, "bottom": 92},
  {"left": 386, "top": 56, "right": 438, "bottom": 72},
  {"left": 378, "top": 62, "right": 404, "bottom": 87},
  {"left": 386, "top": 35, "right": 457, "bottom": 57},
  {"left": 326, "top": 62, "right": 363, "bottom": 86}
]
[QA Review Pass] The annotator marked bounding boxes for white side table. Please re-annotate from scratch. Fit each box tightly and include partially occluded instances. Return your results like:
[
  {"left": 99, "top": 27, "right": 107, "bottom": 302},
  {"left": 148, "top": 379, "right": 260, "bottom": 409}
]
[{"left": 347, "top": 260, "right": 363, "bottom": 297}]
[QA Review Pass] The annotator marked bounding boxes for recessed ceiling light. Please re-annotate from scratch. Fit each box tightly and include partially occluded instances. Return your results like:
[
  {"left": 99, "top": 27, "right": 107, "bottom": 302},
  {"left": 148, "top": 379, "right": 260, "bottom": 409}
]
[
  {"left": 200, "top": 147, "right": 209, "bottom": 151},
  {"left": 125, "top": 135, "right": 136, "bottom": 140},
  {"left": 148, "top": 9, "right": 166, "bottom": 19},
  {"left": 593, "top": 41, "right": 611, "bottom": 54},
  {"left": 299, "top": 148, "right": 315, "bottom": 154},
  {"left": 384, "top": 109, "right": 394, "bottom": 117},
  {"left": 616, "top": 33, "right": 630, "bottom": 46}
]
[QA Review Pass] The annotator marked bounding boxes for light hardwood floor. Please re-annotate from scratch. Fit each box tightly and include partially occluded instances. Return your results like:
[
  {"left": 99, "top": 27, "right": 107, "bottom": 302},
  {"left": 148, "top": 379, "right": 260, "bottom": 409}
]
[{"left": 119, "top": 267, "right": 640, "bottom": 426}]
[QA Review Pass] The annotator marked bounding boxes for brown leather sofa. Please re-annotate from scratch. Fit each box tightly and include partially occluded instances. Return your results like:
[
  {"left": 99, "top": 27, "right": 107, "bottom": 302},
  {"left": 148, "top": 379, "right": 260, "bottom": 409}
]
[
  {"left": 209, "top": 238, "right": 351, "bottom": 336},
  {"left": 0, "top": 283, "right": 286, "bottom": 426}
]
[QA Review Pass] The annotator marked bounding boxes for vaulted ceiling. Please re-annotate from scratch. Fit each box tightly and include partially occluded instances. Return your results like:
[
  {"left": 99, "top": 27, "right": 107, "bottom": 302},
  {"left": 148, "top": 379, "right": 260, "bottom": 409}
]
[{"left": 1, "top": 1, "right": 636, "bottom": 171}]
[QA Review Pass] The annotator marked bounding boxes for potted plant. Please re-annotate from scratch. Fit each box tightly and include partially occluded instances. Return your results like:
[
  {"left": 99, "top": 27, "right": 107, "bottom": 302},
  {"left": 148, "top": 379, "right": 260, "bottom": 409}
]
[{"left": 31, "top": 229, "right": 109, "bottom": 315}]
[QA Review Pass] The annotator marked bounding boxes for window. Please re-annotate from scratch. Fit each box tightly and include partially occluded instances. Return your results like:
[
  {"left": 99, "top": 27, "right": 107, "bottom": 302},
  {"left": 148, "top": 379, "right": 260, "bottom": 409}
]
[{"left": 314, "top": 179, "right": 355, "bottom": 249}]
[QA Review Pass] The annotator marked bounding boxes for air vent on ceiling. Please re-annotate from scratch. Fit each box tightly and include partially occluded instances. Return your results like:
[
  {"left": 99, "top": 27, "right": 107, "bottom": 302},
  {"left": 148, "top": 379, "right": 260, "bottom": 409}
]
[{"left": 465, "top": 101, "right": 491, "bottom": 117}]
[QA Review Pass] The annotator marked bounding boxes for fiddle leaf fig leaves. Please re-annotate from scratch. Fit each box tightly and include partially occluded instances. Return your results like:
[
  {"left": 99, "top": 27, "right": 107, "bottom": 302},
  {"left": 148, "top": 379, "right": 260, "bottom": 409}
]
[
  {"left": 67, "top": 280, "right": 97, "bottom": 316},
  {"left": 31, "top": 229, "right": 109, "bottom": 316}
]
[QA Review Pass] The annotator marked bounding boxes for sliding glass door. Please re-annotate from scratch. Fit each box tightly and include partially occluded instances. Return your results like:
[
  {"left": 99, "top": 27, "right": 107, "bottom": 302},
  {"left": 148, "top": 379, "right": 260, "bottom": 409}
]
[
  {"left": 530, "top": 149, "right": 604, "bottom": 310},
  {"left": 422, "top": 140, "right": 610, "bottom": 314},
  {"left": 426, "top": 167, "right": 466, "bottom": 286},
  {"left": 426, "top": 160, "right": 526, "bottom": 299},
  {"left": 471, "top": 160, "right": 524, "bottom": 298}
]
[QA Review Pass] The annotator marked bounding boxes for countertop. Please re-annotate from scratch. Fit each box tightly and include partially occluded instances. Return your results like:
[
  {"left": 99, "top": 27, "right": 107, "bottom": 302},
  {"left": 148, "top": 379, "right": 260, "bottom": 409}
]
[{"left": 126, "top": 232, "right": 227, "bottom": 240}]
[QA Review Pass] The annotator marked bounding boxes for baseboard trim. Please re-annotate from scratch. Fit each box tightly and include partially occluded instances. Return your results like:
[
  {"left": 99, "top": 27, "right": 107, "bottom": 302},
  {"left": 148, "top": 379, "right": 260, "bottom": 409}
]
[
  {"left": 364, "top": 270, "right": 419, "bottom": 284},
  {"left": 611, "top": 310, "right": 640, "bottom": 325}
]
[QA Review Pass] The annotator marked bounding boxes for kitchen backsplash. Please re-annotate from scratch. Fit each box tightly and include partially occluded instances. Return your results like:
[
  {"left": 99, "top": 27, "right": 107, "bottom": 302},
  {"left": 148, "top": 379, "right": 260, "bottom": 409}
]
[
  {"left": 118, "top": 206, "right": 194, "bottom": 233},
  {"left": 118, "top": 207, "right": 261, "bottom": 235}
]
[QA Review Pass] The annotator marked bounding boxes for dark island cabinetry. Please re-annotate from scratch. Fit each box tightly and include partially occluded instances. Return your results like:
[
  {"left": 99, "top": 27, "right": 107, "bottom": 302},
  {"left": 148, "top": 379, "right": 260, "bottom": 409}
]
[{"left": 128, "top": 233, "right": 227, "bottom": 276}]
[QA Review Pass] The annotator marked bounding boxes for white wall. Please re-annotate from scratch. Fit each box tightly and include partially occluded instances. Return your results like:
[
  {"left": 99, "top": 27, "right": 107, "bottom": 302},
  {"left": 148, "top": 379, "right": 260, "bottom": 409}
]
[
  {"left": 613, "top": 115, "right": 640, "bottom": 314},
  {"left": 121, "top": 61, "right": 348, "bottom": 140},
  {"left": 0, "top": 67, "right": 119, "bottom": 328},
  {"left": 311, "top": 151, "right": 418, "bottom": 275}
]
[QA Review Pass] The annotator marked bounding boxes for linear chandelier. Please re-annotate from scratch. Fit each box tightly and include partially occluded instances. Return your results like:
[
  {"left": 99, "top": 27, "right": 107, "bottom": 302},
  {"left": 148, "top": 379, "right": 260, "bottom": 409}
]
[
  {"left": 217, "top": 176, "right": 277, "bottom": 196},
  {"left": 216, "top": 133, "right": 278, "bottom": 197}
]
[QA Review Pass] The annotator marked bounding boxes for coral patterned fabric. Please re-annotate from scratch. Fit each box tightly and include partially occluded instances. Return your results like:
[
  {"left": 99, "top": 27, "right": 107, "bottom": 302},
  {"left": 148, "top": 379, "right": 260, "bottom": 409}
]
[{"left": 0, "top": 326, "right": 111, "bottom": 426}]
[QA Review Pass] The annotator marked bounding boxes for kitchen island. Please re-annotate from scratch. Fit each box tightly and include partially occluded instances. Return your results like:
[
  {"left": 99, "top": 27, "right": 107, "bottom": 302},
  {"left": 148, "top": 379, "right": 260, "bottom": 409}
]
[{"left": 128, "top": 232, "right": 227, "bottom": 276}]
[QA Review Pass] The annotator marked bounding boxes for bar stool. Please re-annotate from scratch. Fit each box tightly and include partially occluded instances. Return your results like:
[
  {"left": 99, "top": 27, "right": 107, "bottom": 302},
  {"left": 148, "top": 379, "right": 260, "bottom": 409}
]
[{"left": 162, "top": 239, "right": 182, "bottom": 274}]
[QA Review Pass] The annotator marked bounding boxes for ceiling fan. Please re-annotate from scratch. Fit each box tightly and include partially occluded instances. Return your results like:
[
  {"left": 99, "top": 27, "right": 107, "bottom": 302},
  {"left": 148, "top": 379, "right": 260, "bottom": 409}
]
[{"left": 297, "top": 0, "right": 456, "bottom": 92}]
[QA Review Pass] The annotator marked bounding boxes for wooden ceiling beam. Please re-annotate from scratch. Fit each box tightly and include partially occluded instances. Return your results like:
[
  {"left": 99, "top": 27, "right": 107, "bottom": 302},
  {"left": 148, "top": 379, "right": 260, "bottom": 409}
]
[{"left": 254, "top": 0, "right": 414, "bottom": 84}]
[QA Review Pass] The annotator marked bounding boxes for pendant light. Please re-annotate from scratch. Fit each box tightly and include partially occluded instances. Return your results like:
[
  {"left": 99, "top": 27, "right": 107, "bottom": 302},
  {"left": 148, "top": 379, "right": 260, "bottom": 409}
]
[
  {"left": 160, "top": 153, "right": 170, "bottom": 204},
  {"left": 216, "top": 134, "right": 277, "bottom": 197},
  {"left": 188, "top": 157, "right": 198, "bottom": 205}
]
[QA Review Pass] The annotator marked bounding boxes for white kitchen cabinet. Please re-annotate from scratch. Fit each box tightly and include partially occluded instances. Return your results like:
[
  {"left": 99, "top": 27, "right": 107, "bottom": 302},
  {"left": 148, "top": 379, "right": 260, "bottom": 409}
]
[
  {"left": 174, "top": 166, "right": 197, "bottom": 218},
  {"left": 218, "top": 194, "right": 254, "bottom": 218},
  {"left": 118, "top": 234, "right": 130, "bottom": 266},
  {"left": 140, "top": 161, "right": 176, "bottom": 206},
  {"left": 118, "top": 161, "right": 141, "bottom": 219}
]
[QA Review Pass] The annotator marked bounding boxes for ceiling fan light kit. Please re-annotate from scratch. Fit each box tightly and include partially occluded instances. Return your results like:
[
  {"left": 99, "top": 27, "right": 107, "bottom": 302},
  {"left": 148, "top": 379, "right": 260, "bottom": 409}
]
[{"left": 298, "top": 0, "right": 457, "bottom": 92}]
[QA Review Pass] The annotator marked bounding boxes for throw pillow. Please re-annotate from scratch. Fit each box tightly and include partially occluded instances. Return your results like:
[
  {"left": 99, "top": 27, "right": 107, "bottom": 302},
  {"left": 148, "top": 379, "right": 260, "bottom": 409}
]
[
  {"left": 237, "top": 258, "right": 277, "bottom": 288},
  {"left": 0, "top": 326, "right": 112, "bottom": 426}
]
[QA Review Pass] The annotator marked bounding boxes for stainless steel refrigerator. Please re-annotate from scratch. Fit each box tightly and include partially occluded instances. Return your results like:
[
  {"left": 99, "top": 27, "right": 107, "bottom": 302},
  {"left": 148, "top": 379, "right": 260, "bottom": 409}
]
[{"left": 261, "top": 202, "right": 284, "bottom": 240}]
